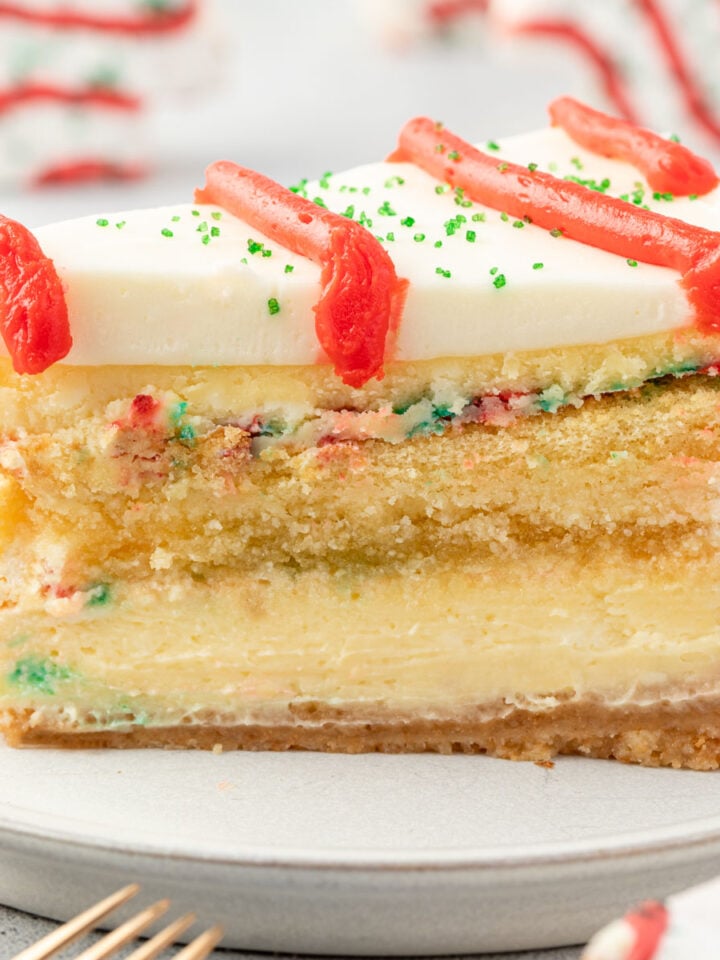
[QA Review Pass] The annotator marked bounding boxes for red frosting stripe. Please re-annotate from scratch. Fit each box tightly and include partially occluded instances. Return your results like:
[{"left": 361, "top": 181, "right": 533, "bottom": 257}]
[
  {"left": 196, "top": 161, "right": 408, "bottom": 388},
  {"left": 0, "top": 85, "right": 140, "bottom": 114},
  {"left": 549, "top": 96, "right": 719, "bottom": 197},
  {"left": 392, "top": 115, "right": 720, "bottom": 332},
  {"left": 0, "top": 215, "right": 72, "bottom": 374},
  {"left": 0, "top": 0, "right": 196, "bottom": 33},
  {"left": 32, "top": 160, "right": 146, "bottom": 187}
]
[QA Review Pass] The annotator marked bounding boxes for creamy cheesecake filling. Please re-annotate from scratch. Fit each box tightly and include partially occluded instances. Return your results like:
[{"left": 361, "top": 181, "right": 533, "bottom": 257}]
[{"left": 3, "top": 544, "right": 720, "bottom": 737}]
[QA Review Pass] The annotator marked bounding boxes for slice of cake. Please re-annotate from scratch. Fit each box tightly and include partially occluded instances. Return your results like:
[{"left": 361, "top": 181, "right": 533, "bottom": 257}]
[{"left": 2, "top": 97, "right": 720, "bottom": 768}]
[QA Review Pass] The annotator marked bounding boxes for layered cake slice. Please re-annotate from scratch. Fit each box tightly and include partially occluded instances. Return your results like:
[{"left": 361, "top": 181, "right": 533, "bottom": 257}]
[{"left": 2, "top": 98, "right": 720, "bottom": 767}]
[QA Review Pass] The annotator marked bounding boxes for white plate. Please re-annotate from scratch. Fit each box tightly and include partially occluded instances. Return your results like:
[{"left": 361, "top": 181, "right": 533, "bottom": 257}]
[{"left": 0, "top": 746, "right": 718, "bottom": 956}]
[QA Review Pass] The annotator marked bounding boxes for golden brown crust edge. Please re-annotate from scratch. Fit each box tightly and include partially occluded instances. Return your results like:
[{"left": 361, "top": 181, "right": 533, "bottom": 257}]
[{"left": 4, "top": 700, "right": 720, "bottom": 769}]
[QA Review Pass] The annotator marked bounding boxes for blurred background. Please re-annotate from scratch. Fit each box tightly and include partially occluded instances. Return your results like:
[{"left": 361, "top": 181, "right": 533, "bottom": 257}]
[{"left": 2, "top": 0, "right": 719, "bottom": 227}]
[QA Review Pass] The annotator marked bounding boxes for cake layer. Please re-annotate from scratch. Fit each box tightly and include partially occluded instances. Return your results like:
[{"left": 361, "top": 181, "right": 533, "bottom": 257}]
[
  {"left": 2, "top": 542, "right": 720, "bottom": 768},
  {"left": 21, "top": 124, "right": 720, "bottom": 368},
  {"left": 2, "top": 365, "right": 720, "bottom": 592}
]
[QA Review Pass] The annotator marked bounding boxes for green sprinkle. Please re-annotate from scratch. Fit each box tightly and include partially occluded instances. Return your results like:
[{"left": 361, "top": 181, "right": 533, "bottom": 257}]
[
  {"left": 571, "top": 156, "right": 583, "bottom": 170},
  {"left": 528, "top": 162, "right": 538, "bottom": 172},
  {"left": 401, "top": 216, "right": 415, "bottom": 227},
  {"left": 565, "top": 175, "right": 611, "bottom": 194},
  {"left": 652, "top": 191, "right": 674, "bottom": 201},
  {"left": 492, "top": 273, "right": 507, "bottom": 289},
  {"left": 448, "top": 150, "right": 461, "bottom": 161},
  {"left": 268, "top": 297, "right": 280, "bottom": 315},
  {"left": 489, "top": 266, "right": 498, "bottom": 275},
  {"left": 201, "top": 235, "right": 211, "bottom": 246},
  {"left": 197, "top": 221, "right": 208, "bottom": 233},
  {"left": 378, "top": 200, "right": 396, "bottom": 216},
  {"left": 466, "top": 230, "right": 476, "bottom": 243},
  {"left": 669, "top": 133, "right": 681, "bottom": 143},
  {"left": 486, "top": 140, "right": 500, "bottom": 151},
  {"left": 261, "top": 248, "right": 272, "bottom": 258},
  {"left": 210, "top": 226, "right": 220, "bottom": 237},
  {"left": 284, "top": 264, "right": 294, "bottom": 274},
  {"left": 240, "top": 256, "right": 247, "bottom": 263},
  {"left": 342, "top": 204, "right": 355, "bottom": 219},
  {"left": 319, "top": 171, "right": 332, "bottom": 189},
  {"left": 86, "top": 583, "right": 112, "bottom": 607},
  {"left": 384, "top": 175, "right": 405, "bottom": 188},
  {"left": 115, "top": 221, "right": 126, "bottom": 230},
  {"left": 362, "top": 187, "right": 371, "bottom": 195},
  {"left": 191, "top": 209, "right": 200, "bottom": 217},
  {"left": 312, "top": 196, "right": 327, "bottom": 208},
  {"left": 96, "top": 218, "right": 109, "bottom": 227},
  {"left": 386, "top": 231, "right": 395, "bottom": 241},
  {"left": 413, "top": 233, "right": 426, "bottom": 242},
  {"left": 627, "top": 259, "right": 639, "bottom": 267},
  {"left": 689, "top": 193, "right": 698, "bottom": 201},
  {"left": 471, "top": 212, "right": 486, "bottom": 222},
  {"left": 211, "top": 211, "right": 222, "bottom": 221},
  {"left": 161, "top": 228, "right": 174, "bottom": 238},
  {"left": 289, "top": 178, "right": 308, "bottom": 196},
  {"left": 9, "top": 656, "right": 72, "bottom": 695},
  {"left": 358, "top": 211, "right": 373, "bottom": 228},
  {"left": 178, "top": 423, "right": 196, "bottom": 444},
  {"left": 434, "top": 240, "right": 443, "bottom": 248},
  {"left": 434, "top": 184, "right": 448, "bottom": 195},
  {"left": 247, "top": 239, "right": 263, "bottom": 254},
  {"left": 171, "top": 215, "right": 181, "bottom": 222},
  {"left": 500, "top": 212, "right": 509, "bottom": 222},
  {"left": 435, "top": 143, "right": 446, "bottom": 154},
  {"left": 550, "top": 228, "right": 563, "bottom": 238},
  {"left": 435, "top": 267, "right": 451, "bottom": 278},
  {"left": 497, "top": 162, "right": 509, "bottom": 172},
  {"left": 512, "top": 219, "right": 525, "bottom": 229},
  {"left": 532, "top": 262, "right": 544, "bottom": 270}
]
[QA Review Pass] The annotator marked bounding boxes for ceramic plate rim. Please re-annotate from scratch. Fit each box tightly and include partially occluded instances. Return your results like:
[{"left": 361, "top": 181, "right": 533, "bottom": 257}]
[{"left": 1, "top": 800, "right": 720, "bottom": 873}]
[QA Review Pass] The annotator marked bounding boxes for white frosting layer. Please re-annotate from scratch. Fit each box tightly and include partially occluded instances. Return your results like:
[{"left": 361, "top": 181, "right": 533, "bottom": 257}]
[{"left": 28, "top": 126, "right": 720, "bottom": 367}]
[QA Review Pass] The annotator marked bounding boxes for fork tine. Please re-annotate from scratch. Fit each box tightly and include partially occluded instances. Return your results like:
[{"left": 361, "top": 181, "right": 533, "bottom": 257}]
[
  {"left": 123, "top": 913, "right": 197, "bottom": 960},
  {"left": 171, "top": 926, "right": 224, "bottom": 960},
  {"left": 10, "top": 885, "right": 140, "bottom": 960},
  {"left": 72, "top": 899, "right": 171, "bottom": 960}
]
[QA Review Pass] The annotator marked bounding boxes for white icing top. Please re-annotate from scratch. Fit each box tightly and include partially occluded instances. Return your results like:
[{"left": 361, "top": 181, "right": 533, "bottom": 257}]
[{"left": 27, "top": 126, "right": 720, "bottom": 368}]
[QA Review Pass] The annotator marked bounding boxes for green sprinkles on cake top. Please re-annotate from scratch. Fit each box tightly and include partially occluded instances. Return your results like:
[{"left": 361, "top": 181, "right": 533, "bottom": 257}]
[{"left": 268, "top": 297, "right": 280, "bottom": 315}]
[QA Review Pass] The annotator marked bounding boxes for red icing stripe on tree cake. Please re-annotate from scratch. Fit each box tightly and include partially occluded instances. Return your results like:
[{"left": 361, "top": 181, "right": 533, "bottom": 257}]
[
  {"left": 391, "top": 113, "right": 720, "bottom": 332},
  {"left": 549, "top": 96, "right": 718, "bottom": 197},
  {"left": 0, "top": 215, "right": 71, "bottom": 374},
  {"left": 0, "top": 0, "right": 196, "bottom": 34},
  {"left": 195, "top": 161, "right": 408, "bottom": 388}
]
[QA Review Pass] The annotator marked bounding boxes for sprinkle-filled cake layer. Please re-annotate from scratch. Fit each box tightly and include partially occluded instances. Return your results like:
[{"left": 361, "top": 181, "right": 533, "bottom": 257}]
[{"left": 2, "top": 99, "right": 720, "bottom": 766}]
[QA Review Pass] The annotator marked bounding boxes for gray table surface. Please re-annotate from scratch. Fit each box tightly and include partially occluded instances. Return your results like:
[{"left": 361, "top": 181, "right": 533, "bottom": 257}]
[{"left": 0, "top": 904, "right": 582, "bottom": 959}]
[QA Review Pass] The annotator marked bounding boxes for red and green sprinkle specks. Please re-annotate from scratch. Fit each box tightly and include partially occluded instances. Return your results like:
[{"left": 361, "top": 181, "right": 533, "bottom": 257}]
[
  {"left": 435, "top": 267, "right": 451, "bottom": 279},
  {"left": 8, "top": 656, "right": 73, "bottom": 695},
  {"left": 86, "top": 582, "right": 112, "bottom": 607}
]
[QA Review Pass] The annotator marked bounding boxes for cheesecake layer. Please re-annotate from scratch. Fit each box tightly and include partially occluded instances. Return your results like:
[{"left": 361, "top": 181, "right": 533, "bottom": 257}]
[{"left": 2, "top": 543, "right": 720, "bottom": 768}]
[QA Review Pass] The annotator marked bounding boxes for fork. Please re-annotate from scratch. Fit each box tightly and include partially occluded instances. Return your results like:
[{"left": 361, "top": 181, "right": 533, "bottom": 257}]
[{"left": 10, "top": 884, "right": 223, "bottom": 960}]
